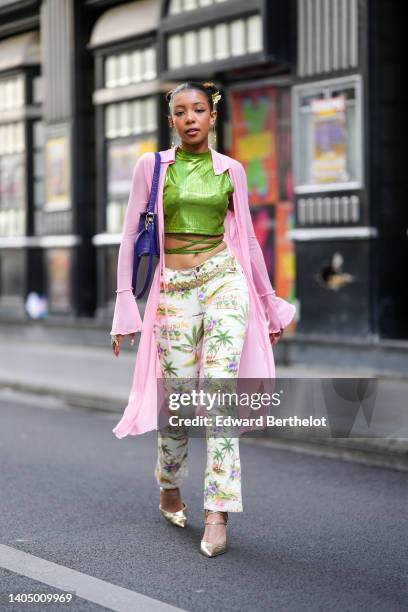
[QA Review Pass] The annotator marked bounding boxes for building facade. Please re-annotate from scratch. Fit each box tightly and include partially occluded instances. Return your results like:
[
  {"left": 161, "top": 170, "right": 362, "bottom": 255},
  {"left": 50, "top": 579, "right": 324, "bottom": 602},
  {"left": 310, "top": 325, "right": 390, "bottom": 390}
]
[{"left": 0, "top": 0, "right": 406, "bottom": 348}]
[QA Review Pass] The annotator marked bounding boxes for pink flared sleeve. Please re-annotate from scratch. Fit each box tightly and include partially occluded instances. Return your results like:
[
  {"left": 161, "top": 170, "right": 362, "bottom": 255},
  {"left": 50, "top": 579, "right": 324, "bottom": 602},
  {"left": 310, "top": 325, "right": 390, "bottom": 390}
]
[
  {"left": 235, "top": 161, "right": 296, "bottom": 333},
  {"left": 110, "top": 153, "right": 152, "bottom": 336}
]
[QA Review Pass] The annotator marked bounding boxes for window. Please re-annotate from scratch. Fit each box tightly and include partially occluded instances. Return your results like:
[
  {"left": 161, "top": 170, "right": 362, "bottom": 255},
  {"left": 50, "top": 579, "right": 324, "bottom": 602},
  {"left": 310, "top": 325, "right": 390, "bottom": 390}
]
[
  {"left": 105, "top": 97, "right": 158, "bottom": 234},
  {"left": 0, "top": 75, "right": 25, "bottom": 112},
  {"left": 166, "top": 14, "right": 262, "bottom": 69},
  {"left": 168, "top": 0, "right": 230, "bottom": 13},
  {"left": 230, "top": 19, "right": 245, "bottom": 56},
  {"left": 0, "top": 121, "right": 25, "bottom": 237},
  {"left": 105, "top": 97, "right": 157, "bottom": 140},
  {"left": 185, "top": 31, "right": 198, "bottom": 66},
  {"left": 168, "top": 35, "right": 183, "bottom": 69},
  {"left": 104, "top": 46, "right": 157, "bottom": 88},
  {"left": 215, "top": 23, "right": 228, "bottom": 60},
  {"left": 32, "top": 76, "right": 43, "bottom": 105}
]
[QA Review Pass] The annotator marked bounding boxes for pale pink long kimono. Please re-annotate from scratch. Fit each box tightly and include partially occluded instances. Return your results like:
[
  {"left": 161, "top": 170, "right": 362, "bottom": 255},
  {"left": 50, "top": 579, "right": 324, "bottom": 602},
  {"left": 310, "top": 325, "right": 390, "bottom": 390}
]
[{"left": 110, "top": 145, "right": 296, "bottom": 438}]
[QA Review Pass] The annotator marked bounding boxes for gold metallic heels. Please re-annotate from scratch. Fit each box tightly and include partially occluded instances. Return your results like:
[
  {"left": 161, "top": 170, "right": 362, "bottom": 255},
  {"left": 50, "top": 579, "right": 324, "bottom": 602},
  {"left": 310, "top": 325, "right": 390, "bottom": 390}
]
[
  {"left": 200, "top": 510, "right": 228, "bottom": 557},
  {"left": 159, "top": 487, "right": 187, "bottom": 528}
]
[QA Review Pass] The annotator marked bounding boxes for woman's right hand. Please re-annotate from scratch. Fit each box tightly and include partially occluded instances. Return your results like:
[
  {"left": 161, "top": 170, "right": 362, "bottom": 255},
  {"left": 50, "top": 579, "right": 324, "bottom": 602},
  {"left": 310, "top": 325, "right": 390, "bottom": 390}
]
[{"left": 111, "top": 333, "right": 135, "bottom": 358}]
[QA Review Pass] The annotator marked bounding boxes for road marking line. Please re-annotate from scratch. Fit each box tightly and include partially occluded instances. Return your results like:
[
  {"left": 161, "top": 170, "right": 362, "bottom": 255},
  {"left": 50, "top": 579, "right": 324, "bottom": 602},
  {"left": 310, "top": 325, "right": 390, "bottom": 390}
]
[{"left": 0, "top": 544, "right": 185, "bottom": 612}]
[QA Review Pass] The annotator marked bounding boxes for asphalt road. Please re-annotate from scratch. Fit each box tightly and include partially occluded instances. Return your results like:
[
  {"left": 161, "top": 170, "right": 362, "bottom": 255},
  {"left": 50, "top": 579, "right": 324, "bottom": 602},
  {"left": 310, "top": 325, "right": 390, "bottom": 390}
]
[{"left": 0, "top": 389, "right": 407, "bottom": 612}]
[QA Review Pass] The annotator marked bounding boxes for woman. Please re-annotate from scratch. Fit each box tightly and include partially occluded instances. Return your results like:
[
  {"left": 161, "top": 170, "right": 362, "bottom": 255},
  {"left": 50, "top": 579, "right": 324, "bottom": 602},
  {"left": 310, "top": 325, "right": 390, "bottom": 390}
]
[{"left": 110, "top": 81, "right": 296, "bottom": 558}]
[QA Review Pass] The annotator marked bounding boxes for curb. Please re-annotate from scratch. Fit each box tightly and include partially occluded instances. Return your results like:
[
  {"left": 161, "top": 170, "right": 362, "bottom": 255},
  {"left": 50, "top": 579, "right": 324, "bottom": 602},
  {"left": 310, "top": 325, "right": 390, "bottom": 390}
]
[
  {"left": 241, "top": 436, "right": 408, "bottom": 472},
  {"left": 1, "top": 379, "right": 407, "bottom": 473},
  {"left": 0, "top": 379, "right": 126, "bottom": 414}
]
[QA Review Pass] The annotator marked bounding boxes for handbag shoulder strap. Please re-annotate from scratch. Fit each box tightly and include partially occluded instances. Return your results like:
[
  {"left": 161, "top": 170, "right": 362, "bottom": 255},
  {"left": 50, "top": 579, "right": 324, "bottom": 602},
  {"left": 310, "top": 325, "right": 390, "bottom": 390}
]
[{"left": 147, "top": 152, "right": 161, "bottom": 214}]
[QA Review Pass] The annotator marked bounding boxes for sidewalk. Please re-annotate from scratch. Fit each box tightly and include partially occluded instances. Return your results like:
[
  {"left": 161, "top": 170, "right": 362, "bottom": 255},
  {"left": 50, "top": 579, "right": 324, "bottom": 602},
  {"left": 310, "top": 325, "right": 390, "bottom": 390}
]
[{"left": 0, "top": 336, "right": 407, "bottom": 471}]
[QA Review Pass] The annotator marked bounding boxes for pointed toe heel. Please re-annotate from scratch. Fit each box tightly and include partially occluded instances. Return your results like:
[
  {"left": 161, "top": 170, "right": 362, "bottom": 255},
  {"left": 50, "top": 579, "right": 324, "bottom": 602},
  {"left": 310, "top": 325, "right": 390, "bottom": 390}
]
[
  {"left": 159, "top": 502, "right": 188, "bottom": 528},
  {"left": 200, "top": 539, "right": 227, "bottom": 557},
  {"left": 159, "top": 487, "right": 187, "bottom": 528},
  {"left": 200, "top": 510, "right": 228, "bottom": 557}
]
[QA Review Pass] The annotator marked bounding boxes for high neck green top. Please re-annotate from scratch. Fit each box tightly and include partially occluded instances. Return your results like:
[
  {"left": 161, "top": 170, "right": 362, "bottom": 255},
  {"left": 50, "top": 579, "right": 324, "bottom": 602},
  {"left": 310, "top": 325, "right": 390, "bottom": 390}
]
[{"left": 163, "top": 146, "right": 234, "bottom": 253}]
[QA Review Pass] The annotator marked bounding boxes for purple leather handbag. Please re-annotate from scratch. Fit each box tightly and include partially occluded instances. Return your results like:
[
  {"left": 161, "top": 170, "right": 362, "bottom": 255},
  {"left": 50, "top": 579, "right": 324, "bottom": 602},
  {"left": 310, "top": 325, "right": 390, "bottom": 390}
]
[{"left": 131, "top": 152, "right": 161, "bottom": 298}]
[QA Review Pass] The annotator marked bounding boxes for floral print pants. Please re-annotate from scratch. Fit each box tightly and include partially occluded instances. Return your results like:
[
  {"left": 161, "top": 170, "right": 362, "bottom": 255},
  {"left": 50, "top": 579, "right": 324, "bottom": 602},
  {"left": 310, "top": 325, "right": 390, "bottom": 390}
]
[{"left": 153, "top": 246, "right": 250, "bottom": 512}]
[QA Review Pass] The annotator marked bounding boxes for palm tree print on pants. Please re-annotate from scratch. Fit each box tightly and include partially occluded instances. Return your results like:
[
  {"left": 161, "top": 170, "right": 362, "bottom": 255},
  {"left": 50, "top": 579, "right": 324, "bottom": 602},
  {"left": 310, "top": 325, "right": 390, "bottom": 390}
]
[{"left": 153, "top": 248, "right": 249, "bottom": 512}]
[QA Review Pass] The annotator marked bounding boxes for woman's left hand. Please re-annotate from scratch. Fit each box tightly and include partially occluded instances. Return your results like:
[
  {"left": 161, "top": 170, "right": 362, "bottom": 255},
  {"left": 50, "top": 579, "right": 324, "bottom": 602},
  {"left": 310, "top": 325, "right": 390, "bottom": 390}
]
[{"left": 269, "top": 328, "right": 284, "bottom": 345}]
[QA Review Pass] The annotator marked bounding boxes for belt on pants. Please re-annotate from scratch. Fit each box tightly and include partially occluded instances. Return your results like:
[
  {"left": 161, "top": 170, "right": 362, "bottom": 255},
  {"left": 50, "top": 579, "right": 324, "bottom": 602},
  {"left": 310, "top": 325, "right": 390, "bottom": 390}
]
[{"left": 162, "top": 255, "right": 238, "bottom": 292}]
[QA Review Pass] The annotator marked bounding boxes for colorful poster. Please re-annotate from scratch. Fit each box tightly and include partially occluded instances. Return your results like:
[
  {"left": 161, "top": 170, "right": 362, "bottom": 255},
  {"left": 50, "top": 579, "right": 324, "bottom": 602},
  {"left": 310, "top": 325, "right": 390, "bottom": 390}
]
[
  {"left": 275, "top": 201, "right": 296, "bottom": 310},
  {"left": 251, "top": 206, "right": 275, "bottom": 282},
  {"left": 46, "top": 137, "right": 70, "bottom": 210},
  {"left": 277, "top": 88, "right": 293, "bottom": 201},
  {"left": 230, "top": 86, "right": 278, "bottom": 205},
  {"left": 107, "top": 138, "right": 157, "bottom": 199},
  {"left": 47, "top": 248, "right": 71, "bottom": 313},
  {"left": 311, "top": 96, "right": 348, "bottom": 184}
]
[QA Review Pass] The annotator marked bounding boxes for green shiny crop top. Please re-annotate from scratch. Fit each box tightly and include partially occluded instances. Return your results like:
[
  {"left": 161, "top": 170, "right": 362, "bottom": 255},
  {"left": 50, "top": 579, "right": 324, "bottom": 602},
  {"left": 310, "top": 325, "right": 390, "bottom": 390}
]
[{"left": 163, "top": 146, "right": 234, "bottom": 254}]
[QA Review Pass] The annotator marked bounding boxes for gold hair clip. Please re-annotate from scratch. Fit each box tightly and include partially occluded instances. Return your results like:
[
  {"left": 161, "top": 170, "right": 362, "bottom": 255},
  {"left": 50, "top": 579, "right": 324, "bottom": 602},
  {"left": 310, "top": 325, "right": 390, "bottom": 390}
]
[{"left": 212, "top": 91, "right": 221, "bottom": 105}]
